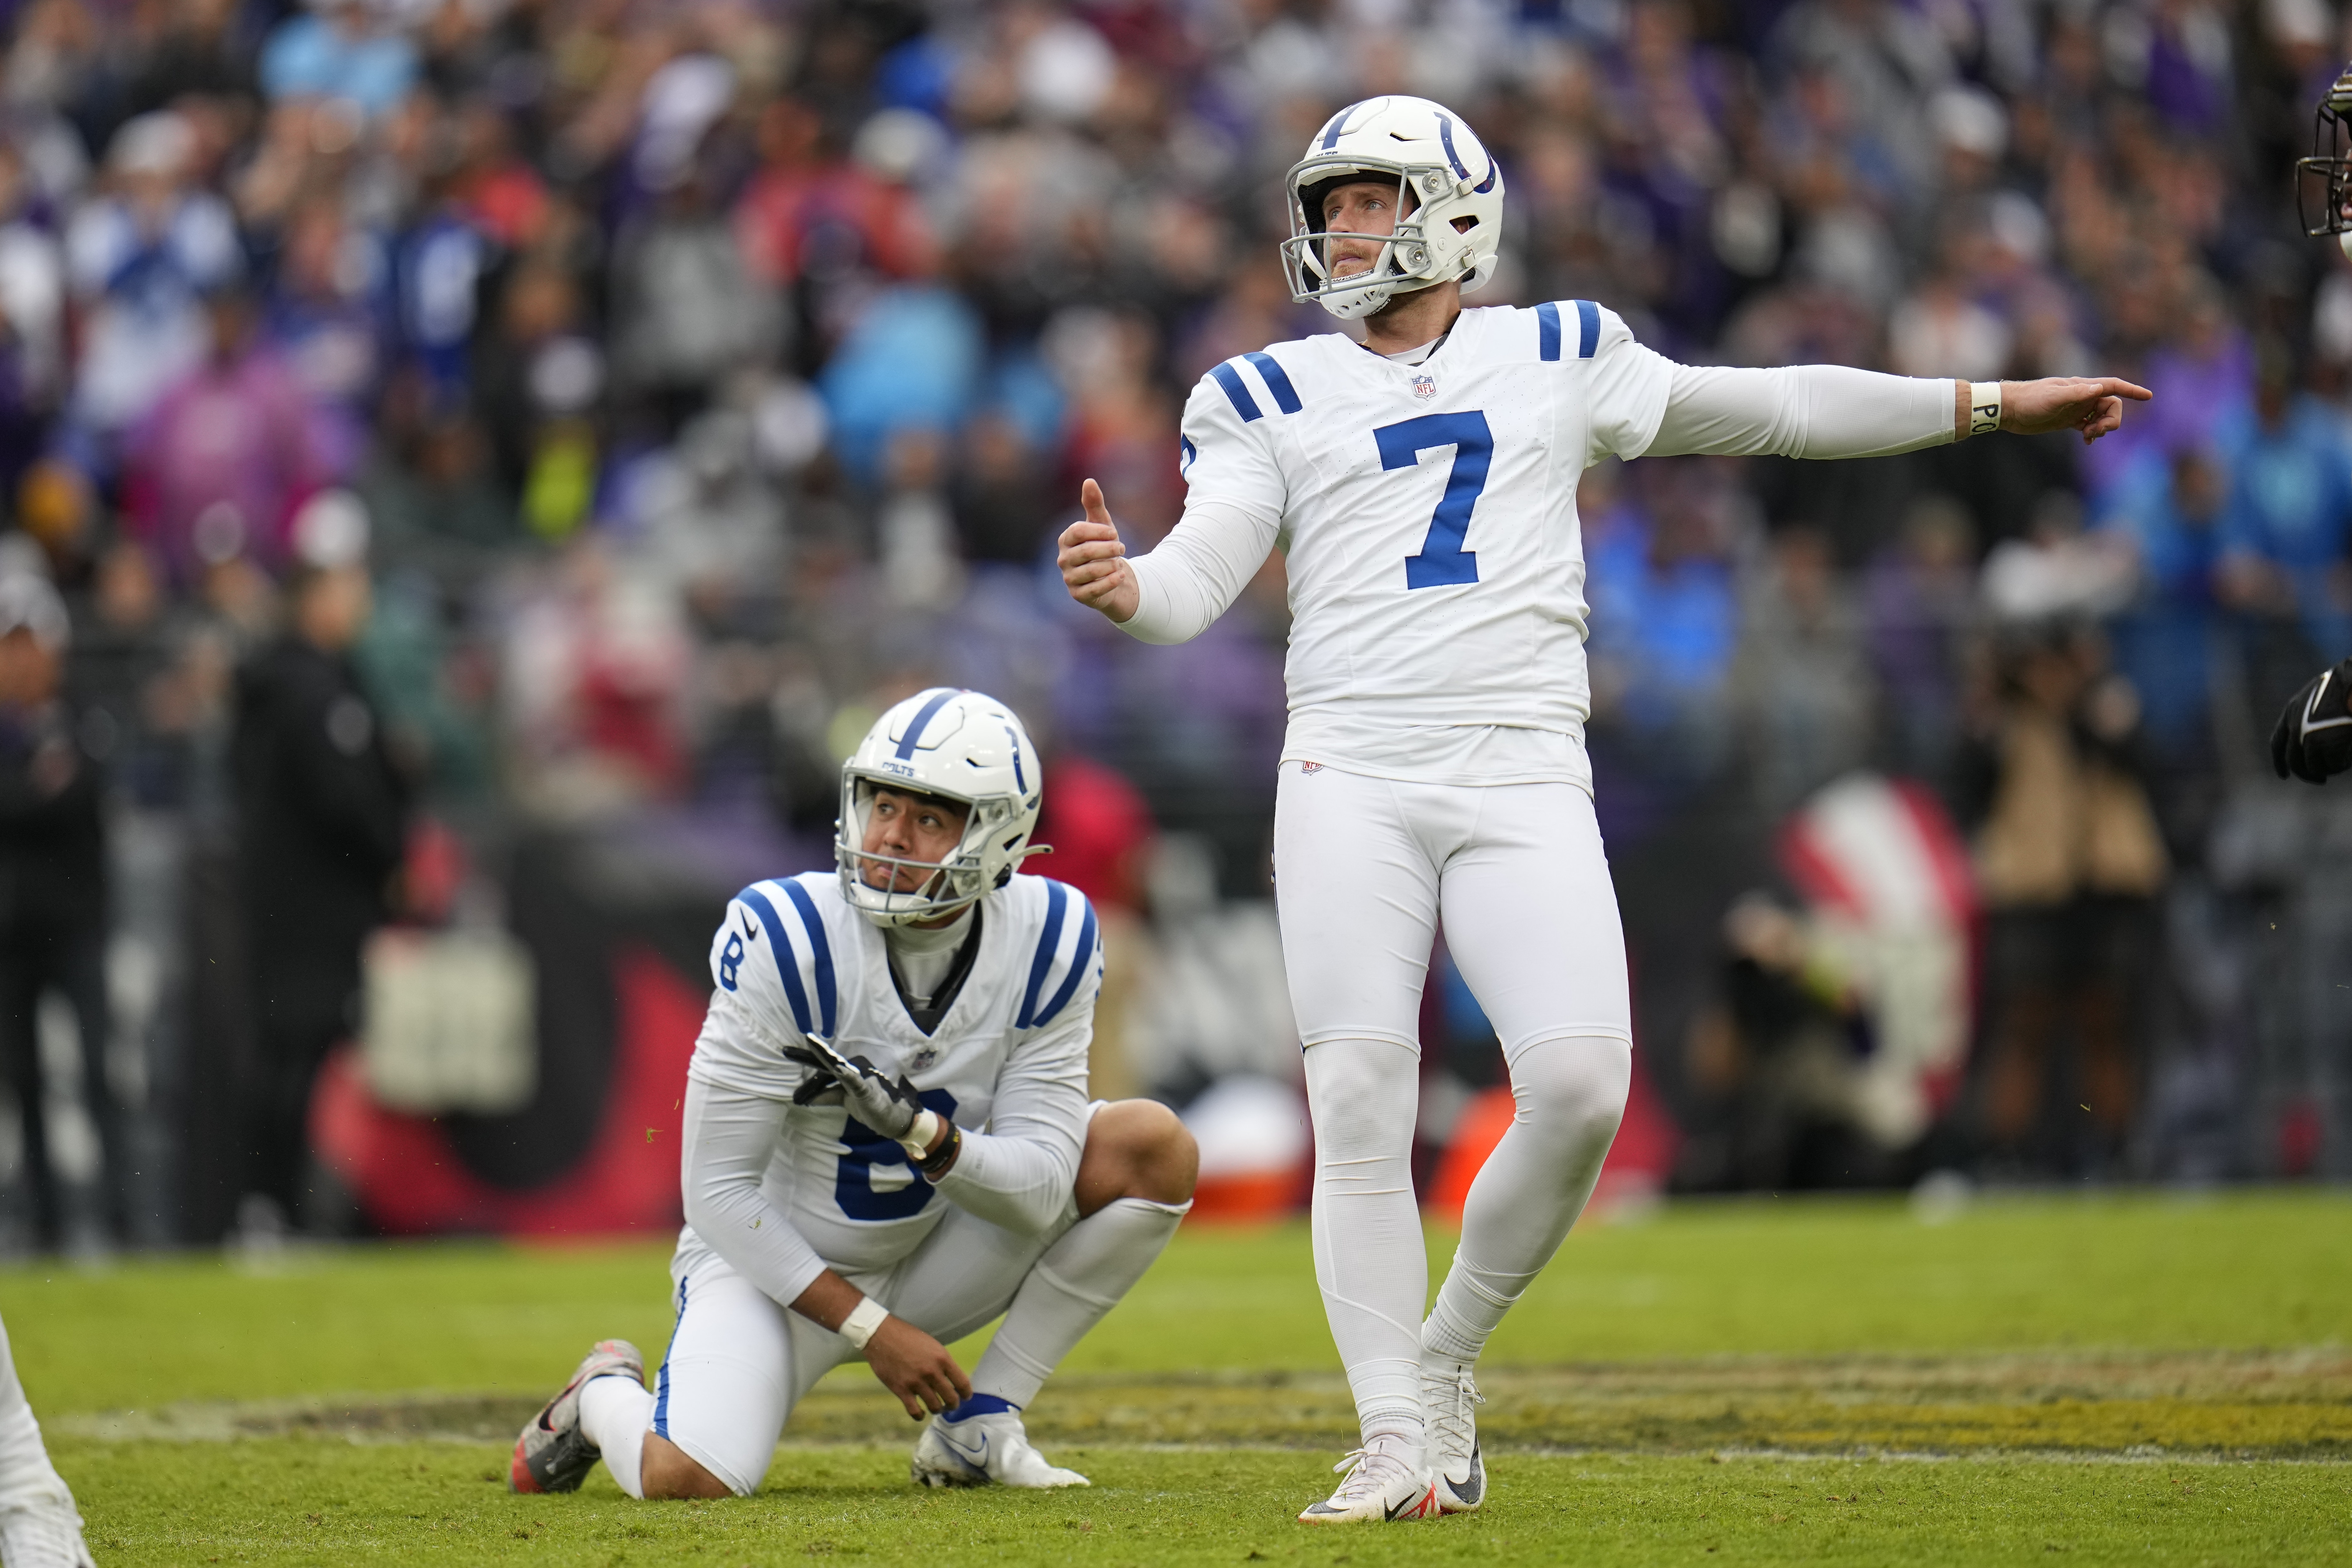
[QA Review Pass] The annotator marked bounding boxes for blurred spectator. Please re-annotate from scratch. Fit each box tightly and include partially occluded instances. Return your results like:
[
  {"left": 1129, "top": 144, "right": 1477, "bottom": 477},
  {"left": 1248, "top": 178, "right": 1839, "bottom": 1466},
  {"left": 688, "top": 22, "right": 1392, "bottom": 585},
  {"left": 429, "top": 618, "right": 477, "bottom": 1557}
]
[
  {"left": 63, "top": 110, "right": 240, "bottom": 447},
  {"left": 260, "top": 0, "right": 420, "bottom": 123},
  {"left": 1958, "top": 627, "right": 2167, "bottom": 1176},
  {"left": 0, "top": 566, "right": 126, "bottom": 1248},
  {"left": 1734, "top": 525, "right": 1875, "bottom": 822},
  {"left": 2215, "top": 344, "right": 2352, "bottom": 672},
  {"left": 1865, "top": 495, "right": 1977, "bottom": 780},
  {"left": 120, "top": 284, "right": 328, "bottom": 586},
  {"left": 231, "top": 495, "right": 408, "bottom": 1237}
]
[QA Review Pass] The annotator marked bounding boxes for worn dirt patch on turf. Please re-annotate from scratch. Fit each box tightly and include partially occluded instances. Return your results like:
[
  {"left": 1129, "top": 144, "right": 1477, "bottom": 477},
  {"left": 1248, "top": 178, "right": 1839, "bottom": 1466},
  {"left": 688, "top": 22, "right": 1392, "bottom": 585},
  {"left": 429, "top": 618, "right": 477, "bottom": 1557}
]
[{"left": 62, "top": 1349, "right": 2352, "bottom": 1458}]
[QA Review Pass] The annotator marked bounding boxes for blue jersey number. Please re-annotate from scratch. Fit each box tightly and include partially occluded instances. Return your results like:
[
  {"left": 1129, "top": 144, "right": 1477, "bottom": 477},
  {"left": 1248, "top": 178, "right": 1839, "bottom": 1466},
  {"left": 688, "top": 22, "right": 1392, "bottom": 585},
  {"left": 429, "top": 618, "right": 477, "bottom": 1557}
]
[
  {"left": 1377, "top": 411, "right": 1493, "bottom": 589},
  {"left": 835, "top": 1088, "right": 958, "bottom": 1221}
]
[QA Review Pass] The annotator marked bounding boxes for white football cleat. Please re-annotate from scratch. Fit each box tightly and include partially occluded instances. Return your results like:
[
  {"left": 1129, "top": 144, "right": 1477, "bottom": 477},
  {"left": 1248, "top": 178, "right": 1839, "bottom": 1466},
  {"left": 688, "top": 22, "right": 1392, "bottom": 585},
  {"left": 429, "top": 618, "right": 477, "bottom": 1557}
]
[
  {"left": 0, "top": 1493, "right": 95, "bottom": 1568},
  {"left": 1422, "top": 1356, "right": 1487, "bottom": 1514},
  {"left": 911, "top": 1397, "right": 1089, "bottom": 1489},
  {"left": 1295, "top": 1435, "right": 1438, "bottom": 1524}
]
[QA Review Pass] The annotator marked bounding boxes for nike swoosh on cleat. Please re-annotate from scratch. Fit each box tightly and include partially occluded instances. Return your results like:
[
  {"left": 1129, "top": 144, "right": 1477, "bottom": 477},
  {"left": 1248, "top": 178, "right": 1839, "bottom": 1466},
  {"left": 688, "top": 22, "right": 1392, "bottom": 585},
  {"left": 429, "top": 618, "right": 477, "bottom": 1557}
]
[{"left": 1384, "top": 1486, "right": 1435, "bottom": 1522}]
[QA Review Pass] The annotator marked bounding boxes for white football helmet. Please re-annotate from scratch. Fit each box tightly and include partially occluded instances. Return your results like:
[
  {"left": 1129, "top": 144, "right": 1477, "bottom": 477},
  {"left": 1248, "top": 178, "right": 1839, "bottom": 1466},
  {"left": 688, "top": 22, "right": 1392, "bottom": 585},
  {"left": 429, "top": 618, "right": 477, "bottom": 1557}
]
[
  {"left": 1280, "top": 96, "right": 1505, "bottom": 321},
  {"left": 835, "top": 688, "right": 1045, "bottom": 927}
]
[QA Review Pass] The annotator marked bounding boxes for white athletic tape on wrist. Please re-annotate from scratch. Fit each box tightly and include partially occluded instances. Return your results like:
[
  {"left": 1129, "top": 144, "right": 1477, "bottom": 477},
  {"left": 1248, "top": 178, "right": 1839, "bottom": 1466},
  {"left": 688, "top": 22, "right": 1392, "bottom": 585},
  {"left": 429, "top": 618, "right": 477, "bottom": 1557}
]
[
  {"left": 897, "top": 1109, "right": 943, "bottom": 1163},
  {"left": 838, "top": 1296, "right": 890, "bottom": 1351},
  {"left": 1969, "top": 381, "right": 2002, "bottom": 438}
]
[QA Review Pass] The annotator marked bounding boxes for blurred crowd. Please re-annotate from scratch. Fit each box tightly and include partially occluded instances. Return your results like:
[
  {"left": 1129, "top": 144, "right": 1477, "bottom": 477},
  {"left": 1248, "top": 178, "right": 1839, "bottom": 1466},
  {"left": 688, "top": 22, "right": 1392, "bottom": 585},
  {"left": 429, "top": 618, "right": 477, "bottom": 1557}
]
[{"left": 1, "top": 0, "right": 2349, "bottom": 1250}]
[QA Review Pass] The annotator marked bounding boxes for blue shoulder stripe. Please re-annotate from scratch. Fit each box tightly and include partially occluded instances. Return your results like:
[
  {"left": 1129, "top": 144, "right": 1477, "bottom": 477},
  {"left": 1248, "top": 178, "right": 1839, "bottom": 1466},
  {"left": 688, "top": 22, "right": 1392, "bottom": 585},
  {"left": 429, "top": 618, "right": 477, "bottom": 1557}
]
[
  {"left": 1577, "top": 298, "right": 1600, "bottom": 359},
  {"left": 1208, "top": 361, "right": 1262, "bottom": 422},
  {"left": 1243, "top": 351, "right": 1303, "bottom": 414},
  {"left": 736, "top": 884, "right": 809, "bottom": 1036},
  {"left": 779, "top": 878, "right": 838, "bottom": 1038},
  {"left": 1535, "top": 300, "right": 1561, "bottom": 362},
  {"left": 1030, "top": 898, "right": 1099, "bottom": 1030},
  {"left": 1017, "top": 882, "right": 1070, "bottom": 1030}
]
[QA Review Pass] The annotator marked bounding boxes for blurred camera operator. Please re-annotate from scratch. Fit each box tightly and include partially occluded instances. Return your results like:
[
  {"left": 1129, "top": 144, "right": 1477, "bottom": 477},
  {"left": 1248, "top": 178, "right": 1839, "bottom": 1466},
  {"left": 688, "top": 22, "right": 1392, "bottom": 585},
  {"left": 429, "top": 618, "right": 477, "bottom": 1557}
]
[
  {"left": 230, "top": 493, "right": 407, "bottom": 1241},
  {"left": 0, "top": 565, "right": 127, "bottom": 1252}
]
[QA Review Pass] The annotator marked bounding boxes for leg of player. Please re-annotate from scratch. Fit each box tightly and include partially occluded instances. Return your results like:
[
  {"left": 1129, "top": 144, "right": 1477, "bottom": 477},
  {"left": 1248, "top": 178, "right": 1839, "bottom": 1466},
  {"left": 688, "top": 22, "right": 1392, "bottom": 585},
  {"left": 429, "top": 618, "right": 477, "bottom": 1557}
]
[
  {"left": 1273, "top": 764, "right": 1453, "bottom": 1524},
  {"left": 0, "top": 1313, "right": 93, "bottom": 1567},
  {"left": 516, "top": 1265, "right": 798, "bottom": 1500},
  {"left": 912, "top": 1100, "right": 1197, "bottom": 1489},
  {"left": 1420, "top": 782, "right": 1634, "bottom": 1514}
]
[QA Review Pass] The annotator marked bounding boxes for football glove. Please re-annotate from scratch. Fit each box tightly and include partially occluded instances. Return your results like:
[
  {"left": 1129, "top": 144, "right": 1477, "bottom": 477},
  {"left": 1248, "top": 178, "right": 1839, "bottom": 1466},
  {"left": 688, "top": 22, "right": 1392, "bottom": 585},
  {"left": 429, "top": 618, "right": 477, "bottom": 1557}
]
[
  {"left": 783, "top": 1035, "right": 940, "bottom": 1154},
  {"left": 2271, "top": 657, "right": 2352, "bottom": 783}
]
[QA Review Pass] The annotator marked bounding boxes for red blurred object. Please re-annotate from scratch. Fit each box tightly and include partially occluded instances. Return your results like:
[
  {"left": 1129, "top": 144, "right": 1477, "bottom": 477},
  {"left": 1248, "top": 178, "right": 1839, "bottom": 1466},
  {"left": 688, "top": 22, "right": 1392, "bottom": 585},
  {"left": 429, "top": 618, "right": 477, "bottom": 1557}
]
[
  {"left": 310, "top": 945, "right": 701, "bottom": 1236},
  {"left": 1028, "top": 755, "right": 1154, "bottom": 911},
  {"left": 401, "top": 816, "right": 467, "bottom": 925},
  {"left": 1423, "top": 1048, "right": 1681, "bottom": 1223},
  {"left": 2279, "top": 1099, "right": 2323, "bottom": 1178},
  {"left": 1189, "top": 1161, "right": 1311, "bottom": 1222}
]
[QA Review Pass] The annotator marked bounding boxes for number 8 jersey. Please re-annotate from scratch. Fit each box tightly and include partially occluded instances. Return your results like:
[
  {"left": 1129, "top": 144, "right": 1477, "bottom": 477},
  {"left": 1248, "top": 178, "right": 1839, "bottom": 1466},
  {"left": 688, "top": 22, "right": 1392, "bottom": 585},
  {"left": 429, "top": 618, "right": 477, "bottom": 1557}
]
[
  {"left": 685, "top": 869, "right": 1101, "bottom": 1283},
  {"left": 1149, "top": 301, "right": 1675, "bottom": 792}
]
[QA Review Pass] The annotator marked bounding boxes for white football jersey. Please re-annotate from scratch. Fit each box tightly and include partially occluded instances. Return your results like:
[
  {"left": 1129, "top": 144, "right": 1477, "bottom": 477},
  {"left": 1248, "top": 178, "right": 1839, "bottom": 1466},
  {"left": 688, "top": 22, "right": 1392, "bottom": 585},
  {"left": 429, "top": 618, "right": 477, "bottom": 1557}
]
[
  {"left": 1177, "top": 300, "right": 1674, "bottom": 787},
  {"left": 683, "top": 869, "right": 1100, "bottom": 1279}
]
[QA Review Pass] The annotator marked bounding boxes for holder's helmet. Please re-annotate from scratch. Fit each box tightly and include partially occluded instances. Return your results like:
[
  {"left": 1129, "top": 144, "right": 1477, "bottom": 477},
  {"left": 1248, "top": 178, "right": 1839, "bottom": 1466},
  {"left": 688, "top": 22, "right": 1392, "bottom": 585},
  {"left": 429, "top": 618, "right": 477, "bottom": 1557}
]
[
  {"left": 1280, "top": 96, "right": 1505, "bottom": 321},
  {"left": 835, "top": 688, "right": 1045, "bottom": 927}
]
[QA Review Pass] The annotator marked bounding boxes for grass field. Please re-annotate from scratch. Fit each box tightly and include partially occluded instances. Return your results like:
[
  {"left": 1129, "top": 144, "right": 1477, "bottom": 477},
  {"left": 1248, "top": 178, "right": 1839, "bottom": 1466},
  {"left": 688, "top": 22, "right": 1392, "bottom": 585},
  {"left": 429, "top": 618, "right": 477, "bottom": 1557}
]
[{"left": 11, "top": 1188, "right": 2351, "bottom": 1565}]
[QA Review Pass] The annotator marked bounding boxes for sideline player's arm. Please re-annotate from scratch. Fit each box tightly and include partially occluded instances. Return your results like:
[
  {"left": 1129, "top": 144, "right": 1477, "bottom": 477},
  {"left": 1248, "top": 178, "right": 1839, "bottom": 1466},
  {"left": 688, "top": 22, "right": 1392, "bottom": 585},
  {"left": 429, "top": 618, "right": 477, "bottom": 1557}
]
[{"left": 679, "top": 1066, "right": 972, "bottom": 1419}]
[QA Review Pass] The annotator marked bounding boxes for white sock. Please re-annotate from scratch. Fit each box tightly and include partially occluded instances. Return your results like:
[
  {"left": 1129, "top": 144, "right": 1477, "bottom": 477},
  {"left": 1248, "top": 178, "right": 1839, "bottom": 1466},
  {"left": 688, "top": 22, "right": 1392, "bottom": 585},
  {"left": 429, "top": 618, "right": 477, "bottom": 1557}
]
[
  {"left": 0, "top": 1315, "right": 69, "bottom": 1510},
  {"left": 579, "top": 1375, "right": 654, "bottom": 1499},
  {"left": 1425, "top": 1036, "right": 1628, "bottom": 1367},
  {"left": 1304, "top": 1038, "right": 1427, "bottom": 1455},
  {"left": 969, "top": 1196, "right": 1190, "bottom": 1410}
]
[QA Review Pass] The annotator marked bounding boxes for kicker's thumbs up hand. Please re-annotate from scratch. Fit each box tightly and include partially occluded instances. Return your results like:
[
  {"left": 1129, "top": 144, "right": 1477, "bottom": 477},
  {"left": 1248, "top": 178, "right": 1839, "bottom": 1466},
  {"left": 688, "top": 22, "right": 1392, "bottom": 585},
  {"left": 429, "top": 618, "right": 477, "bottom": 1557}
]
[{"left": 1058, "top": 478, "right": 1140, "bottom": 624}]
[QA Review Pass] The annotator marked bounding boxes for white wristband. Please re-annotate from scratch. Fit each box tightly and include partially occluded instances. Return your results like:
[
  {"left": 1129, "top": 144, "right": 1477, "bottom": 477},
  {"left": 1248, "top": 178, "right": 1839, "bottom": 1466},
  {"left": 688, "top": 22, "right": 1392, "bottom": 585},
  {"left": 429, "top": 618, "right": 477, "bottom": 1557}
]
[
  {"left": 1968, "top": 380, "right": 2002, "bottom": 438},
  {"left": 896, "top": 1109, "right": 943, "bottom": 1163},
  {"left": 837, "top": 1295, "right": 890, "bottom": 1351}
]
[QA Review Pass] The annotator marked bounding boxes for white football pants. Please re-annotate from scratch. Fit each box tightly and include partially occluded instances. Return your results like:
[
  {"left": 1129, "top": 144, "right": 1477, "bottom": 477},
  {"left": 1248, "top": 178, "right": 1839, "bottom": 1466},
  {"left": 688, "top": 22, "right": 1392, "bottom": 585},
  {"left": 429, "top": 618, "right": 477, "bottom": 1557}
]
[
  {"left": 587, "top": 1186, "right": 1185, "bottom": 1497},
  {"left": 1275, "top": 762, "right": 1632, "bottom": 1448}
]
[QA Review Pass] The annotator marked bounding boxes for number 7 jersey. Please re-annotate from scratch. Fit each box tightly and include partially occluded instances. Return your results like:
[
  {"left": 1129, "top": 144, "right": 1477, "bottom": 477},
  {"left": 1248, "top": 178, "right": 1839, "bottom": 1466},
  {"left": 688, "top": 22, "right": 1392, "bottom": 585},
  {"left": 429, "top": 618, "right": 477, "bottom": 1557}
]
[{"left": 1176, "top": 301, "right": 1674, "bottom": 789}]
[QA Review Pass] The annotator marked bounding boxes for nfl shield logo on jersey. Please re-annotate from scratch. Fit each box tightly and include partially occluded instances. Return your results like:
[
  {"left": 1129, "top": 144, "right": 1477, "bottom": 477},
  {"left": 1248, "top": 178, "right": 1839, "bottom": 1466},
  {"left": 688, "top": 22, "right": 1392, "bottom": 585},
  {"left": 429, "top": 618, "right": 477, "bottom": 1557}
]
[{"left": 1411, "top": 374, "right": 1436, "bottom": 400}]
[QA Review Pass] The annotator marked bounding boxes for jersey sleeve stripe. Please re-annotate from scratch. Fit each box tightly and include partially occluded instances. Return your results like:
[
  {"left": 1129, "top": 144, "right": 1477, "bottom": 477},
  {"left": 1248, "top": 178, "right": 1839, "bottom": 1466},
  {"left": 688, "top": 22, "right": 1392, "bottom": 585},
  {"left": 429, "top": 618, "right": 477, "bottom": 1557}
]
[
  {"left": 779, "top": 878, "right": 838, "bottom": 1038},
  {"left": 1179, "top": 433, "right": 1197, "bottom": 468},
  {"left": 1535, "top": 301, "right": 1561, "bottom": 362},
  {"left": 1243, "top": 351, "right": 1303, "bottom": 414},
  {"left": 736, "top": 884, "right": 811, "bottom": 1036},
  {"left": 1209, "top": 361, "right": 1264, "bottom": 423},
  {"left": 1030, "top": 897, "right": 1099, "bottom": 1029},
  {"left": 893, "top": 687, "right": 962, "bottom": 760},
  {"left": 1576, "top": 299, "right": 1600, "bottom": 359},
  {"left": 1016, "top": 880, "right": 1070, "bottom": 1030}
]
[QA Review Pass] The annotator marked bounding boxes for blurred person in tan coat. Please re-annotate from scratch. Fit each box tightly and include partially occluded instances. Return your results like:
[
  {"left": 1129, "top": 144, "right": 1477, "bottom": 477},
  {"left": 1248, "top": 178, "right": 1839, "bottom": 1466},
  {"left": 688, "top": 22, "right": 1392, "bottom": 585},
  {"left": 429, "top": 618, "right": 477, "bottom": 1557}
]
[{"left": 1958, "top": 624, "right": 2167, "bottom": 1176}]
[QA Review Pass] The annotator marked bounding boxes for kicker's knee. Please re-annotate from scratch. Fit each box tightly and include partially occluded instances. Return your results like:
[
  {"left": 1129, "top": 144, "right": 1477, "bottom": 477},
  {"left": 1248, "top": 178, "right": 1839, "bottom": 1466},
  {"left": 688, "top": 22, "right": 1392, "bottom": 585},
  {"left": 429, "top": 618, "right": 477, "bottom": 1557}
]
[{"left": 1509, "top": 1036, "right": 1631, "bottom": 1141}]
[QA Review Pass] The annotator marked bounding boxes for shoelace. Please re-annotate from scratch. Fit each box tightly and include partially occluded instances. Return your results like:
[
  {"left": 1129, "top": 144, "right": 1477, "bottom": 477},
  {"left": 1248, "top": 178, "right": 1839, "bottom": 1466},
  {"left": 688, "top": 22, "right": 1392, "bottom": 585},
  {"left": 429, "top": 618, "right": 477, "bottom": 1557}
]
[
  {"left": 1424, "top": 1365, "right": 1485, "bottom": 1455},
  {"left": 1326, "top": 1441, "right": 1413, "bottom": 1498}
]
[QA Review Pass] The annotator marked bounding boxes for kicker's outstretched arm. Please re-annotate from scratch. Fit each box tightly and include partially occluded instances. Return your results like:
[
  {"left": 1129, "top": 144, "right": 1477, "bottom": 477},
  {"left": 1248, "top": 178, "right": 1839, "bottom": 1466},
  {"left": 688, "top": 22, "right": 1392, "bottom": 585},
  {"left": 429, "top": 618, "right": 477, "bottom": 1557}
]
[{"left": 1647, "top": 364, "right": 2151, "bottom": 459}]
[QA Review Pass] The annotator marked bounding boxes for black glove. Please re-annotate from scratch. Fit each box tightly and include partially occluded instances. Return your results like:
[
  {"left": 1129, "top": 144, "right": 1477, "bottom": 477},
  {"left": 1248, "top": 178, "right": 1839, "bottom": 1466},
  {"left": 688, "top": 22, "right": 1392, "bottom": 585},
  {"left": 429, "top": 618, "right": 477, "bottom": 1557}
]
[
  {"left": 783, "top": 1038, "right": 929, "bottom": 1143},
  {"left": 2271, "top": 657, "right": 2352, "bottom": 783}
]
